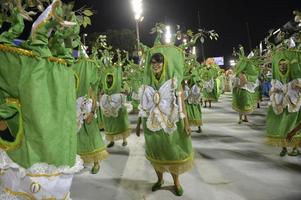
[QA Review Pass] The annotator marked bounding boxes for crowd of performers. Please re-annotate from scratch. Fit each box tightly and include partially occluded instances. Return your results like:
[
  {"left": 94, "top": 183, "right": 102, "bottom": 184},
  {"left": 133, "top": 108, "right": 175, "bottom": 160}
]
[{"left": 0, "top": 0, "right": 300, "bottom": 199}]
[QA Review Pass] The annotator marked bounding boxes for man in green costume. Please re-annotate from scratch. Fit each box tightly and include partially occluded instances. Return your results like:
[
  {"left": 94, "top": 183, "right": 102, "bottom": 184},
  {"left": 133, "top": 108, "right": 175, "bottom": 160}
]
[{"left": 139, "top": 45, "right": 194, "bottom": 196}]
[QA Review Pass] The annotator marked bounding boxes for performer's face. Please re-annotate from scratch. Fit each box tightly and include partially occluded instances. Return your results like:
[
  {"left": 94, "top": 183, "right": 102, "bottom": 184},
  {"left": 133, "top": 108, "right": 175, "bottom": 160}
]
[
  {"left": 106, "top": 75, "right": 113, "bottom": 87},
  {"left": 151, "top": 59, "right": 163, "bottom": 74},
  {"left": 279, "top": 60, "right": 288, "bottom": 74}
]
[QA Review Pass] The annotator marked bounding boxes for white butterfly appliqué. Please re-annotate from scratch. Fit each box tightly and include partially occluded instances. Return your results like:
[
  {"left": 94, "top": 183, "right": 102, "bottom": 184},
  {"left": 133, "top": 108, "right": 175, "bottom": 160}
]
[
  {"left": 270, "top": 79, "right": 301, "bottom": 114},
  {"left": 138, "top": 79, "right": 181, "bottom": 134},
  {"left": 100, "top": 93, "right": 126, "bottom": 118},
  {"left": 184, "top": 84, "right": 202, "bottom": 104}
]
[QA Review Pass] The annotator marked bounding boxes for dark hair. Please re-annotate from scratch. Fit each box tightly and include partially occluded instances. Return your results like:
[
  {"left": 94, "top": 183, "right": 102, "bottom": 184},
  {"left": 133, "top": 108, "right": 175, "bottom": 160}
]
[{"left": 151, "top": 53, "right": 164, "bottom": 63}]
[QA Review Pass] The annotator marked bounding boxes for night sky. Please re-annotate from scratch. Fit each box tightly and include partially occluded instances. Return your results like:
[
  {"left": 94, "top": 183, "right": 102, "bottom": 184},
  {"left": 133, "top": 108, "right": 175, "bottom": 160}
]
[
  {"left": 12, "top": 0, "right": 301, "bottom": 65},
  {"left": 74, "top": 0, "right": 301, "bottom": 64}
]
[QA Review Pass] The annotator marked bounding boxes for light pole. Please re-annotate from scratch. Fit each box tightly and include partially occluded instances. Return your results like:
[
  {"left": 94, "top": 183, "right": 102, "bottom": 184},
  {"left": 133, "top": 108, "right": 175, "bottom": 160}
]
[
  {"left": 165, "top": 25, "right": 172, "bottom": 44},
  {"left": 83, "top": 33, "right": 88, "bottom": 47},
  {"left": 131, "top": 0, "right": 143, "bottom": 51}
]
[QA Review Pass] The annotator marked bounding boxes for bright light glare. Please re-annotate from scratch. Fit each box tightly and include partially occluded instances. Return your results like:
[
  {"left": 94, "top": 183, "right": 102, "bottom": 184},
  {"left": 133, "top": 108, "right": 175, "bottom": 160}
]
[
  {"left": 132, "top": 0, "right": 143, "bottom": 20},
  {"left": 165, "top": 25, "right": 172, "bottom": 44},
  {"left": 192, "top": 46, "right": 196, "bottom": 55},
  {"left": 229, "top": 59, "right": 236, "bottom": 66}
]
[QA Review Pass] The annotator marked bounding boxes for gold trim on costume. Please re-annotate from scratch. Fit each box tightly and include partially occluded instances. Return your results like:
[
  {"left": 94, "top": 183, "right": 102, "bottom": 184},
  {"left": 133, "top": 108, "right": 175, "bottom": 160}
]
[
  {"left": 0, "top": 98, "right": 24, "bottom": 151},
  {"left": 4, "top": 187, "right": 70, "bottom": 200},
  {"left": 105, "top": 129, "right": 131, "bottom": 142},
  {"left": 148, "top": 155, "right": 194, "bottom": 175},
  {"left": 79, "top": 148, "right": 109, "bottom": 164},
  {"left": 189, "top": 119, "right": 203, "bottom": 126},
  {"left": 0, "top": 44, "right": 67, "bottom": 65},
  {"left": 146, "top": 154, "right": 194, "bottom": 165},
  {"left": 266, "top": 137, "right": 301, "bottom": 148},
  {"left": 0, "top": 44, "right": 34, "bottom": 57},
  {"left": 48, "top": 57, "right": 67, "bottom": 65},
  {"left": 4, "top": 188, "right": 35, "bottom": 200},
  {"left": 26, "top": 172, "right": 61, "bottom": 178},
  {"left": 232, "top": 104, "right": 255, "bottom": 115}
]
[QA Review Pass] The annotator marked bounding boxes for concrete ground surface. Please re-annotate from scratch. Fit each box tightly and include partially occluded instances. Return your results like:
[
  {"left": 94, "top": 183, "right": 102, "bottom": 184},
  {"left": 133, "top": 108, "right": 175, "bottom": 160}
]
[{"left": 71, "top": 93, "right": 301, "bottom": 200}]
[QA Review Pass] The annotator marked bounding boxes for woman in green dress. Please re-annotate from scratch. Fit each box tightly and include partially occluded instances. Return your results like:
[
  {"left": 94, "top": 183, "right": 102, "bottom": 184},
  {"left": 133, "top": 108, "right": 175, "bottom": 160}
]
[
  {"left": 74, "top": 59, "right": 109, "bottom": 174},
  {"left": 183, "top": 79, "right": 202, "bottom": 133},
  {"left": 183, "top": 56, "right": 203, "bottom": 133},
  {"left": 232, "top": 48, "right": 260, "bottom": 123},
  {"left": 267, "top": 49, "right": 301, "bottom": 156},
  {"left": 100, "top": 61, "right": 131, "bottom": 148},
  {"left": 201, "top": 58, "right": 219, "bottom": 108},
  {"left": 139, "top": 46, "right": 194, "bottom": 196}
]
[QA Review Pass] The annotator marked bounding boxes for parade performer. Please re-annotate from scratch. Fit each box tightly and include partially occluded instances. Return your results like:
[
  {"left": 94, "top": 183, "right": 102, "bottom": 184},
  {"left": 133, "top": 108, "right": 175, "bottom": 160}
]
[
  {"left": 100, "top": 50, "right": 131, "bottom": 148},
  {"left": 183, "top": 54, "right": 203, "bottom": 133},
  {"left": 138, "top": 39, "right": 194, "bottom": 196},
  {"left": 0, "top": 1, "right": 83, "bottom": 198},
  {"left": 232, "top": 47, "right": 260, "bottom": 123},
  {"left": 267, "top": 46, "right": 301, "bottom": 156},
  {"left": 201, "top": 58, "right": 220, "bottom": 108}
]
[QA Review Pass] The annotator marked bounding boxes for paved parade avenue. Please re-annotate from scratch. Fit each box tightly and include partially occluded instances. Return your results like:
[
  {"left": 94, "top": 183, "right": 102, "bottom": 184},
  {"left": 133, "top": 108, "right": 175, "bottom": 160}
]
[{"left": 71, "top": 93, "right": 301, "bottom": 200}]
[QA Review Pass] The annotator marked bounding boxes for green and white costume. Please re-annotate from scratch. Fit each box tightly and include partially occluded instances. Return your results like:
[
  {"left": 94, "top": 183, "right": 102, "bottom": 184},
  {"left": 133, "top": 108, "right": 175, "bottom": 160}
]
[
  {"left": 74, "top": 59, "right": 109, "bottom": 164},
  {"left": 0, "top": 1, "right": 83, "bottom": 199},
  {"left": 232, "top": 50, "right": 260, "bottom": 114},
  {"left": 266, "top": 49, "right": 301, "bottom": 147},
  {"left": 100, "top": 65, "right": 131, "bottom": 142},
  {"left": 201, "top": 64, "right": 220, "bottom": 102},
  {"left": 138, "top": 45, "right": 194, "bottom": 175}
]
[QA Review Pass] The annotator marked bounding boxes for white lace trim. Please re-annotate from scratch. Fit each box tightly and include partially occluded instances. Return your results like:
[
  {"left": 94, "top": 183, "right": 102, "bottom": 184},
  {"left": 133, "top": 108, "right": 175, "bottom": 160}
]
[
  {"left": 0, "top": 150, "right": 83, "bottom": 177},
  {"left": 138, "top": 78, "right": 181, "bottom": 134},
  {"left": 100, "top": 93, "right": 126, "bottom": 118},
  {"left": 270, "top": 78, "right": 301, "bottom": 114}
]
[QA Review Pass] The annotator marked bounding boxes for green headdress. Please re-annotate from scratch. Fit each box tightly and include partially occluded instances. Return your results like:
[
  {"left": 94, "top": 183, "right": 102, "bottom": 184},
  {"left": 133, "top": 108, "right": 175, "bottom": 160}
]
[{"left": 143, "top": 45, "right": 185, "bottom": 89}]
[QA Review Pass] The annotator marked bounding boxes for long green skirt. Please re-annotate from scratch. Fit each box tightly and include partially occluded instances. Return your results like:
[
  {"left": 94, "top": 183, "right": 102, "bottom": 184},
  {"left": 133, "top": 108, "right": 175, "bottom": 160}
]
[
  {"left": 253, "top": 86, "right": 262, "bottom": 103},
  {"left": 77, "top": 117, "right": 108, "bottom": 163},
  {"left": 103, "top": 107, "right": 131, "bottom": 141},
  {"left": 232, "top": 88, "right": 256, "bottom": 114},
  {"left": 185, "top": 101, "right": 202, "bottom": 126},
  {"left": 142, "top": 119, "right": 194, "bottom": 175},
  {"left": 266, "top": 106, "right": 301, "bottom": 147}
]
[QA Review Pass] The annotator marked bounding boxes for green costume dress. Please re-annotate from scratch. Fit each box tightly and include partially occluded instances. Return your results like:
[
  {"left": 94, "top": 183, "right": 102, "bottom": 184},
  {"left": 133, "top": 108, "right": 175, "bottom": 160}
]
[
  {"left": 183, "top": 57, "right": 202, "bottom": 127},
  {"left": 139, "top": 45, "right": 194, "bottom": 175},
  {"left": 184, "top": 82, "right": 202, "bottom": 127},
  {"left": 74, "top": 59, "right": 108, "bottom": 164},
  {"left": 201, "top": 65, "right": 219, "bottom": 102},
  {"left": 266, "top": 49, "right": 301, "bottom": 147},
  {"left": 0, "top": 1, "right": 82, "bottom": 198},
  {"left": 232, "top": 53, "right": 259, "bottom": 114},
  {"left": 101, "top": 65, "right": 131, "bottom": 142}
]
